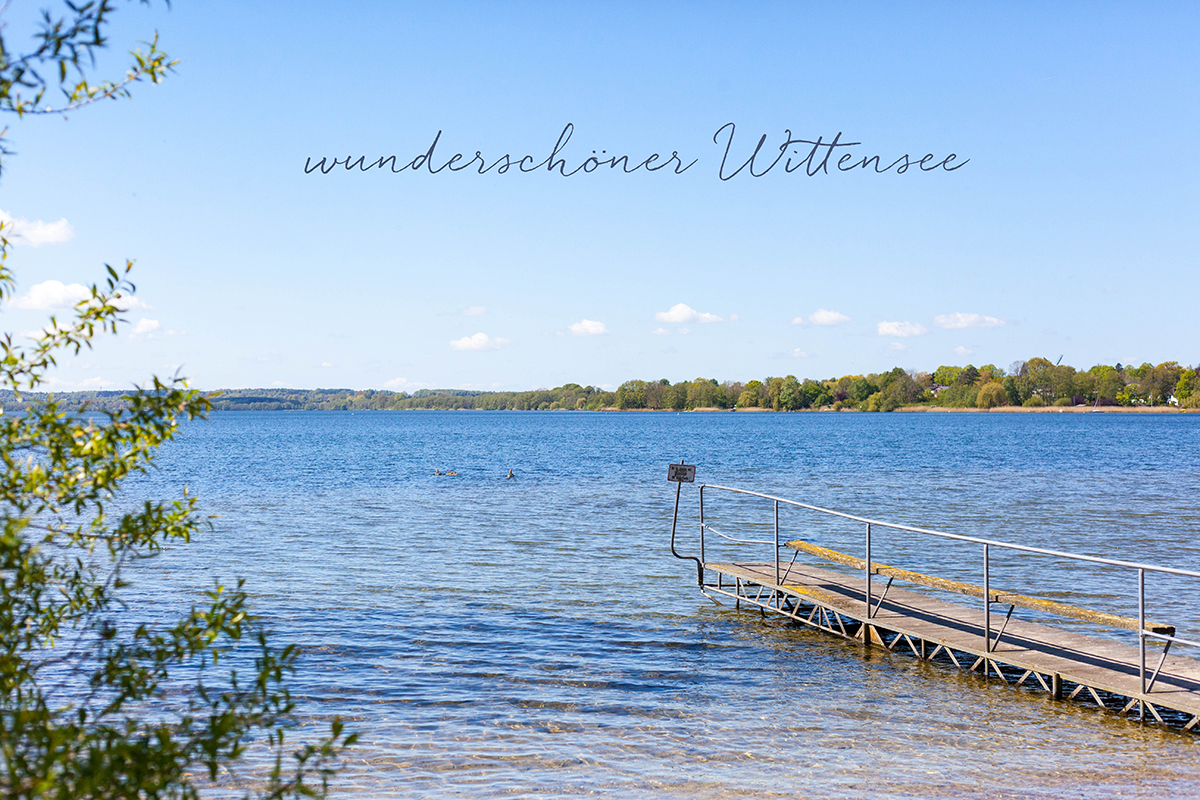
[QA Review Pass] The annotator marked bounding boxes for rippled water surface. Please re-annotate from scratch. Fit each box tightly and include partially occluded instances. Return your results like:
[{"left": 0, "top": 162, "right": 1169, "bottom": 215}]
[{"left": 129, "top": 411, "right": 1200, "bottom": 798}]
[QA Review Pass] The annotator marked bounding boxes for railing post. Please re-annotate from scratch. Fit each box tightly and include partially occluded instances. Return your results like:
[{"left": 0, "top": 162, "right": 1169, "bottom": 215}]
[
  {"left": 774, "top": 500, "right": 780, "bottom": 586},
  {"left": 983, "top": 543, "right": 991, "bottom": 653},
  {"left": 699, "top": 485, "right": 706, "bottom": 574},
  {"left": 865, "top": 523, "right": 873, "bottom": 619},
  {"left": 1139, "top": 567, "right": 1146, "bottom": 719}
]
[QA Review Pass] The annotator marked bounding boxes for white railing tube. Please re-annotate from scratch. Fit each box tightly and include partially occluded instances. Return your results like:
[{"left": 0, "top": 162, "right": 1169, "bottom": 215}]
[{"left": 865, "top": 523, "right": 873, "bottom": 620}]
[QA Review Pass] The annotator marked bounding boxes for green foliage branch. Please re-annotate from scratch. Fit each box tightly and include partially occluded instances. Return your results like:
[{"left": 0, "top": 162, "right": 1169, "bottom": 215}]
[
  {"left": 0, "top": 0, "right": 176, "bottom": 176},
  {"left": 0, "top": 4, "right": 353, "bottom": 797}
]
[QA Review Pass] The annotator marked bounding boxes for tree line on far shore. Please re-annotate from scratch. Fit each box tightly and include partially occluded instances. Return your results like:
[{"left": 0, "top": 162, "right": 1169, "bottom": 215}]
[
  {"left": 7, "top": 358, "right": 1197, "bottom": 413},
  {"left": 603, "top": 358, "right": 1197, "bottom": 412}
]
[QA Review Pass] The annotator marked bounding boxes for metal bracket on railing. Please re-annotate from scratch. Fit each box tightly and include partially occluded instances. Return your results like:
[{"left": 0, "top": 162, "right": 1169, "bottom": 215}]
[
  {"left": 1146, "top": 640, "right": 1173, "bottom": 693},
  {"left": 991, "top": 604, "right": 1016, "bottom": 650},
  {"left": 873, "top": 576, "right": 894, "bottom": 617}
]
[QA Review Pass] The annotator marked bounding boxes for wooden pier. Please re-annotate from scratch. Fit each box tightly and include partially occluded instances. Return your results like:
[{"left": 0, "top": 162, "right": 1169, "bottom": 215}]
[
  {"left": 708, "top": 559, "right": 1200, "bottom": 728},
  {"left": 666, "top": 471, "right": 1200, "bottom": 732}
]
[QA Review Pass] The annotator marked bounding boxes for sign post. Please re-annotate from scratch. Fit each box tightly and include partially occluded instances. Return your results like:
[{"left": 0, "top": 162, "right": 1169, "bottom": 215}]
[
  {"left": 667, "top": 463, "right": 696, "bottom": 483},
  {"left": 667, "top": 461, "right": 701, "bottom": 585}
]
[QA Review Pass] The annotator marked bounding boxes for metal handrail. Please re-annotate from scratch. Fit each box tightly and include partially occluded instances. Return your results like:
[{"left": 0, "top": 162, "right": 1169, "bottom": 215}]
[
  {"left": 702, "top": 523, "right": 775, "bottom": 547},
  {"left": 686, "top": 482, "right": 1200, "bottom": 710},
  {"left": 701, "top": 484, "right": 1200, "bottom": 579}
]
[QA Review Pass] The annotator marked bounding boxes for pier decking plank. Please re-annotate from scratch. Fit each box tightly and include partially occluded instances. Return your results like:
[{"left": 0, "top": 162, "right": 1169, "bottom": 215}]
[{"left": 711, "top": 560, "right": 1200, "bottom": 720}]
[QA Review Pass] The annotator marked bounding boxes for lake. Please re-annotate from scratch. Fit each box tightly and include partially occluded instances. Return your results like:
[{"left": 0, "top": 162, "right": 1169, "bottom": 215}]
[{"left": 129, "top": 410, "right": 1200, "bottom": 798}]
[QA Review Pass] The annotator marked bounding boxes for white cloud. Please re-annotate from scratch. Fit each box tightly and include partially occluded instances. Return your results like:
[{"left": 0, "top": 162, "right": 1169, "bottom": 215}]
[
  {"left": 462, "top": 306, "right": 486, "bottom": 316},
  {"left": 384, "top": 377, "right": 409, "bottom": 388},
  {"left": 9, "top": 280, "right": 151, "bottom": 312},
  {"left": 568, "top": 319, "right": 608, "bottom": 336},
  {"left": 889, "top": 342, "right": 908, "bottom": 351},
  {"left": 449, "top": 332, "right": 509, "bottom": 351},
  {"left": 11, "top": 280, "right": 90, "bottom": 310},
  {"left": 37, "top": 375, "right": 116, "bottom": 390},
  {"left": 113, "top": 294, "right": 151, "bottom": 311},
  {"left": 811, "top": 308, "right": 850, "bottom": 326},
  {"left": 651, "top": 327, "right": 670, "bottom": 336},
  {"left": 677, "top": 327, "right": 691, "bottom": 335},
  {"left": 953, "top": 345, "right": 973, "bottom": 357},
  {"left": 877, "top": 321, "right": 928, "bottom": 338},
  {"left": 0, "top": 209, "right": 75, "bottom": 247},
  {"left": 655, "top": 303, "right": 723, "bottom": 324},
  {"left": 321, "top": 362, "right": 334, "bottom": 368},
  {"left": 934, "top": 312, "right": 1005, "bottom": 330},
  {"left": 791, "top": 348, "right": 810, "bottom": 358},
  {"left": 126, "top": 318, "right": 161, "bottom": 340},
  {"left": 793, "top": 308, "right": 851, "bottom": 326},
  {"left": 729, "top": 313, "right": 740, "bottom": 322}
]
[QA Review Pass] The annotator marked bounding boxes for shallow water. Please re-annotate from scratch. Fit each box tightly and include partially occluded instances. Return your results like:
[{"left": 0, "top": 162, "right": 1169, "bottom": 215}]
[{"left": 126, "top": 411, "right": 1200, "bottom": 797}]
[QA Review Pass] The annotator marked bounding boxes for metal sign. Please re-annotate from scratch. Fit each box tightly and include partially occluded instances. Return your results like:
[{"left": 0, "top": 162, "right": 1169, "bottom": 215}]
[{"left": 667, "top": 463, "right": 696, "bottom": 483}]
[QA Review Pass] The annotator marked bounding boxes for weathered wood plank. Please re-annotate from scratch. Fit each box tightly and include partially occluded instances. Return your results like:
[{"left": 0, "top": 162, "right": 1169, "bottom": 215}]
[{"left": 784, "top": 539, "right": 1175, "bottom": 635}]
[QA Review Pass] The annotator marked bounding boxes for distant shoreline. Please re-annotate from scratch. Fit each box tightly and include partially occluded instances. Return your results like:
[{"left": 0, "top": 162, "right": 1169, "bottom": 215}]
[
  {"left": 711, "top": 405, "right": 1196, "bottom": 414},
  {"left": 634, "top": 405, "right": 1197, "bottom": 414},
  {"left": 3, "top": 390, "right": 1196, "bottom": 415},
  {"left": 893, "top": 405, "right": 1194, "bottom": 414}
]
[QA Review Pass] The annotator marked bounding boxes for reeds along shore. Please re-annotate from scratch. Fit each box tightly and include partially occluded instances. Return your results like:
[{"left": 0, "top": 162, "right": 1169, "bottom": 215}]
[{"left": 4, "top": 359, "right": 1197, "bottom": 413}]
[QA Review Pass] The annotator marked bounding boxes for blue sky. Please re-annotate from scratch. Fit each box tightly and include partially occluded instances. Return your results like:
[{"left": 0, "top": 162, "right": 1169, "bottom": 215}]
[{"left": 2, "top": 1, "right": 1197, "bottom": 391}]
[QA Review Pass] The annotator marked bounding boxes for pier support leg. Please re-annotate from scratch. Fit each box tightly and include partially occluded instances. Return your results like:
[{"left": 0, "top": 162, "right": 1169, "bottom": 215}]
[{"left": 1051, "top": 673, "right": 1063, "bottom": 700}]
